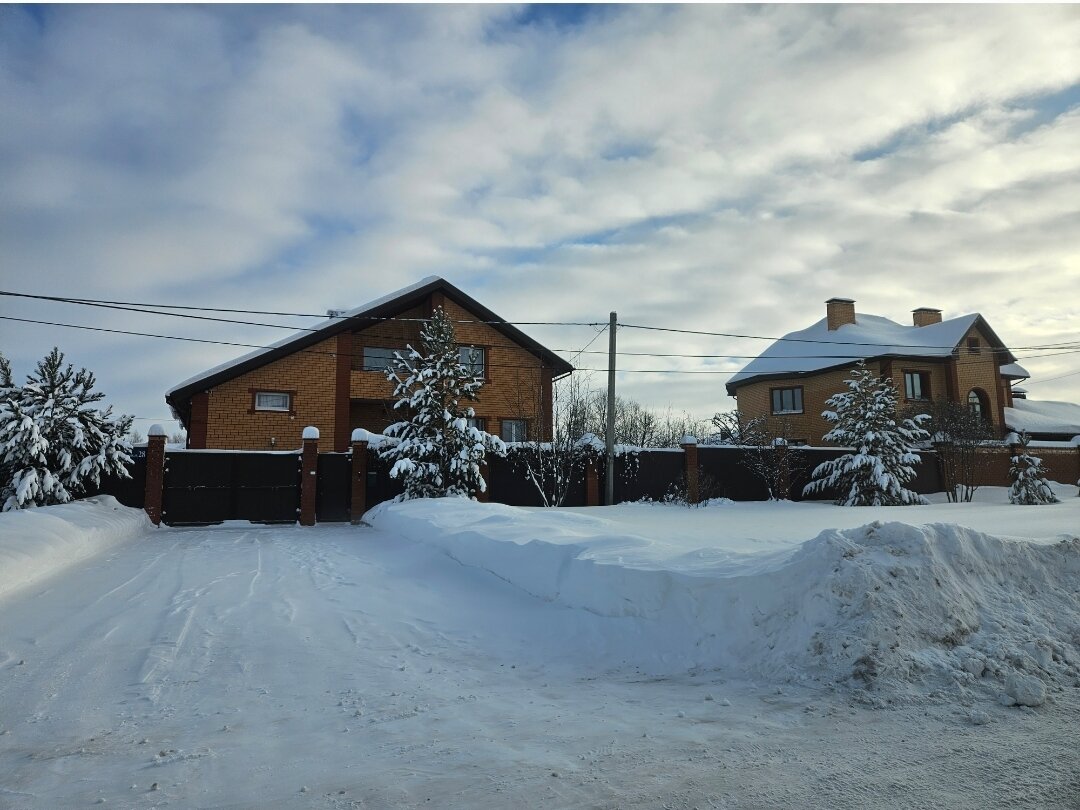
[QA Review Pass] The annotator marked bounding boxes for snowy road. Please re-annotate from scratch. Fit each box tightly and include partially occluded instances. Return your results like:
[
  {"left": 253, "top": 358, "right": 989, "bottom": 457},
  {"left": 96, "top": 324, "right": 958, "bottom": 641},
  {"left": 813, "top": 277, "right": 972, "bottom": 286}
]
[{"left": 1, "top": 521, "right": 1078, "bottom": 809}]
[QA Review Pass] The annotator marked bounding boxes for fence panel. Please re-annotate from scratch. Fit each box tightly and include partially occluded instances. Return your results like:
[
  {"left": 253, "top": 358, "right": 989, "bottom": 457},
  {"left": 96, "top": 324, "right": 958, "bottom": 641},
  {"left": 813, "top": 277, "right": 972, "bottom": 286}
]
[
  {"left": 162, "top": 451, "right": 301, "bottom": 525},
  {"left": 613, "top": 450, "right": 683, "bottom": 503},
  {"left": 364, "top": 449, "right": 405, "bottom": 510}
]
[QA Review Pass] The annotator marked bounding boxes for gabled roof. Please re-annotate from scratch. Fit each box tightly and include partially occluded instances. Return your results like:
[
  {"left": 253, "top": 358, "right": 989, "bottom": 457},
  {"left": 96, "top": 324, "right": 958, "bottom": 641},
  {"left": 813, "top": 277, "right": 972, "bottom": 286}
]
[
  {"left": 166, "top": 277, "right": 574, "bottom": 421},
  {"left": 725, "top": 312, "right": 1016, "bottom": 395}
]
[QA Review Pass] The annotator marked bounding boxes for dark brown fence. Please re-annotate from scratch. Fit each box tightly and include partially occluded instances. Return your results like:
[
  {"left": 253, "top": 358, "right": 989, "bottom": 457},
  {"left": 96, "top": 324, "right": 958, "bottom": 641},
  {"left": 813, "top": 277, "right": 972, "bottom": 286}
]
[{"left": 99, "top": 433, "right": 1074, "bottom": 527}]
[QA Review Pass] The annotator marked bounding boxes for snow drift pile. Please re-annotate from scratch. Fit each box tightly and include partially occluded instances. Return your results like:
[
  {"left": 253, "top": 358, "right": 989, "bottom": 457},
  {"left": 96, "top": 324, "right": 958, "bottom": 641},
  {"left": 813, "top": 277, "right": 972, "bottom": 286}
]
[
  {"left": 0, "top": 496, "right": 150, "bottom": 600},
  {"left": 371, "top": 500, "right": 1080, "bottom": 706}
]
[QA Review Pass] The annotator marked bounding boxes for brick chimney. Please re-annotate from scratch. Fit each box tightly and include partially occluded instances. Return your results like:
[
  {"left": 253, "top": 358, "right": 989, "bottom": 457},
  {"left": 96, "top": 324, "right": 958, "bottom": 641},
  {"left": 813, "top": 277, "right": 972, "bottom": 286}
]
[
  {"left": 912, "top": 307, "right": 942, "bottom": 327},
  {"left": 825, "top": 298, "right": 856, "bottom": 331}
]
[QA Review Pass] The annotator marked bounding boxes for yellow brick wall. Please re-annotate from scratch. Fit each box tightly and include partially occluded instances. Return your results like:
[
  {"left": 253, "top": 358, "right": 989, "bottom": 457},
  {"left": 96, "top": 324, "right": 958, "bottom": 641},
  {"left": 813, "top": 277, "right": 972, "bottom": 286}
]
[
  {"left": 203, "top": 336, "right": 339, "bottom": 450},
  {"left": 953, "top": 324, "right": 1006, "bottom": 433},
  {"left": 733, "top": 363, "right": 885, "bottom": 445}
]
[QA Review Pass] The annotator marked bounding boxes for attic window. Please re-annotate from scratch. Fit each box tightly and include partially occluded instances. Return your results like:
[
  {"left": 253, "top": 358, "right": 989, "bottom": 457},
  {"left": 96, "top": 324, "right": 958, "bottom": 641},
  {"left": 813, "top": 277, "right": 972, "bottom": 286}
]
[
  {"left": 967, "top": 338, "right": 980, "bottom": 354},
  {"left": 458, "top": 346, "right": 486, "bottom": 376},
  {"left": 254, "top": 392, "right": 290, "bottom": 412}
]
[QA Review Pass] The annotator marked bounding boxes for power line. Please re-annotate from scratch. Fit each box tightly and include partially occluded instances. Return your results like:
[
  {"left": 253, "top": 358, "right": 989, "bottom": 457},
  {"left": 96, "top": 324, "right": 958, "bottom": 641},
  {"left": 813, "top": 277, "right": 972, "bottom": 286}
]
[
  {"left": 8, "top": 314, "right": 1080, "bottom": 380},
  {"left": 0, "top": 290, "right": 603, "bottom": 329},
  {"left": 6, "top": 289, "right": 1076, "bottom": 353},
  {"left": 618, "top": 321, "right": 1080, "bottom": 353}
]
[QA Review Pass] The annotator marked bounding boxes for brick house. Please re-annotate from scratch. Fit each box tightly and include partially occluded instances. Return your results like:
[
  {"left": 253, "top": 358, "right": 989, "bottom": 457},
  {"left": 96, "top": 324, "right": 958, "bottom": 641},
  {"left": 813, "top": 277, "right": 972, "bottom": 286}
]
[
  {"left": 725, "top": 298, "right": 1028, "bottom": 444},
  {"left": 166, "top": 277, "right": 574, "bottom": 451}
]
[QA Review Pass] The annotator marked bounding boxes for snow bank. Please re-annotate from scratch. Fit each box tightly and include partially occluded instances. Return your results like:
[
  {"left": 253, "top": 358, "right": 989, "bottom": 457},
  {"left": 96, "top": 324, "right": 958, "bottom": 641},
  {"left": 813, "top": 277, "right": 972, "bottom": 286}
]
[
  {"left": 0, "top": 497, "right": 151, "bottom": 600},
  {"left": 369, "top": 500, "right": 1080, "bottom": 705}
]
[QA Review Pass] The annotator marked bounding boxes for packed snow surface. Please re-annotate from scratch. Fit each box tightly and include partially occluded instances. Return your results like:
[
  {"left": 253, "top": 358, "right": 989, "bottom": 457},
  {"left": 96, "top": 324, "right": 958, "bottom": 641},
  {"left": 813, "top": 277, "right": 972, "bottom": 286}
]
[
  {"left": 0, "top": 496, "right": 151, "bottom": 600},
  {"left": 1, "top": 492, "right": 1077, "bottom": 808}
]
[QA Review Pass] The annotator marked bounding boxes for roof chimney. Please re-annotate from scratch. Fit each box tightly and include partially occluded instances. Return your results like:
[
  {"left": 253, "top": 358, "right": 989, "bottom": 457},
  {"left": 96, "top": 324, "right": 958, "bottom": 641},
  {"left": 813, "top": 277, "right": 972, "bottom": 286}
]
[
  {"left": 825, "top": 298, "right": 856, "bottom": 331},
  {"left": 912, "top": 307, "right": 942, "bottom": 327}
]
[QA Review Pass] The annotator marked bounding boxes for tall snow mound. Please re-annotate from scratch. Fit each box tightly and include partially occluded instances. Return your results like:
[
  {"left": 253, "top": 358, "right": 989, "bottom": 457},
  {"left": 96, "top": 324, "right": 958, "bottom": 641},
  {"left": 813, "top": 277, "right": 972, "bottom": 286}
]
[
  {"left": 371, "top": 502, "right": 1080, "bottom": 705},
  {"left": 0, "top": 496, "right": 151, "bottom": 601}
]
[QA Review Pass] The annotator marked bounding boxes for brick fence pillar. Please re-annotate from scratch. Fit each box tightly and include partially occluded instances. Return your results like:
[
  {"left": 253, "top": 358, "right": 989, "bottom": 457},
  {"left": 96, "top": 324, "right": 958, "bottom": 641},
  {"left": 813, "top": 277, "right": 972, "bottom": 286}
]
[
  {"left": 144, "top": 425, "right": 167, "bottom": 526},
  {"left": 300, "top": 427, "right": 319, "bottom": 526},
  {"left": 585, "top": 458, "right": 600, "bottom": 506},
  {"left": 680, "top": 434, "right": 699, "bottom": 505},
  {"left": 350, "top": 429, "right": 369, "bottom": 525}
]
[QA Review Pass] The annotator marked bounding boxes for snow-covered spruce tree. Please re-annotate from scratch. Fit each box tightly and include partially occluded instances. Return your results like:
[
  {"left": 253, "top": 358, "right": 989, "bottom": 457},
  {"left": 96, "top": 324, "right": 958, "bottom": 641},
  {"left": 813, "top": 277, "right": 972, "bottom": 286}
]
[
  {"left": 1008, "top": 431, "right": 1059, "bottom": 505},
  {"left": 380, "top": 308, "right": 505, "bottom": 499},
  {"left": 0, "top": 348, "right": 133, "bottom": 510},
  {"left": 803, "top": 362, "right": 930, "bottom": 506}
]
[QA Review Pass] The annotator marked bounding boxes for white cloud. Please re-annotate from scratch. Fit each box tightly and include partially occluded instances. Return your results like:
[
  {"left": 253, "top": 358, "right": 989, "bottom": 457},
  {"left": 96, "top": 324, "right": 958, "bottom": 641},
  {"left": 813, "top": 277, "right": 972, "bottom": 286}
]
[{"left": 1, "top": 4, "right": 1079, "bottom": 427}]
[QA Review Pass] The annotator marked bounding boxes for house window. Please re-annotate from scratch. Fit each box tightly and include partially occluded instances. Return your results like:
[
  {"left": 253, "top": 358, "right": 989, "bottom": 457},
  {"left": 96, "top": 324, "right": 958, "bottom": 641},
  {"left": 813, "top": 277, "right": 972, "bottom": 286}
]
[
  {"left": 254, "top": 392, "right": 290, "bottom": 412},
  {"left": 500, "top": 419, "right": 527, "bottom": 442},
  {"left": 770, "top": 387, "right": 803, "bottom": 415},
  {"left": 362, "top": 347, "right": 398, "bottom": 372},
  {"left": 459, "top": 346, "right": 486, "bottom": 376},
  {"left": 968, "top": 389, "right": 987, "bottom": 420},
  {"left": 967, "top": 338, "right": 980, "bottom": 354},
  {"left": 465, "top": 417, "right": 486, "bottom": 431},
  {"left": 904, "top": 371, "right": 930, "bottom": 401}
]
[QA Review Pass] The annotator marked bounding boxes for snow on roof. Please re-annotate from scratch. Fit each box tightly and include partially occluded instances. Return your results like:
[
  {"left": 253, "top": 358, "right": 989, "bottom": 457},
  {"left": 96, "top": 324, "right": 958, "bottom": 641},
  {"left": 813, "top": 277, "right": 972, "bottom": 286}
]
[
  {"left": 999, "top": 362, "right": 1030, "bottom": 378},
  {"left": 727, "top": 312, "right": 980, "bottom": 388},
  {"left": 1004, "top": 399, "right": 1080, "bottom": 437},
  {"left": 166, "top": 276, "right": 442, "bottom": 396}
]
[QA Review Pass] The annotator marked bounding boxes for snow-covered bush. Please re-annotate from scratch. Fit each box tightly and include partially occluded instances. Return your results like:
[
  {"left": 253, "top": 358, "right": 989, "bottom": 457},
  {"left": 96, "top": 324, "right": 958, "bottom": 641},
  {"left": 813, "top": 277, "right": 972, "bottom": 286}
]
[
  {"left": 803, "top": 362, "right": 929, "bottom": 506},
  {"left": 0, "top": 349, "right": 133, "bottom": 511},
  {"left": 1008, "top": 431, "right": 1059, "bottom": 505},
  {"left": 380, "top": 308, "right": 505, "bottom": 500}
]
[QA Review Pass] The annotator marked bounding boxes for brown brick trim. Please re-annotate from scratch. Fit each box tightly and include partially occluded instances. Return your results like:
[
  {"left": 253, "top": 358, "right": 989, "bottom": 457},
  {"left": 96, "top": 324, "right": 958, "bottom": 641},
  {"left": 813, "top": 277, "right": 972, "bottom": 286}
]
[
  {"left": 541, "top": 367, "right": 554, "bottom": 441},
  {"left": 248, "top": 388, "right": 298, "bottom": 415},
  {"left": 335, "top": 334, "right": 352, "bottom": 451},
  {"left": 189, "top": 392, "right": 209, "bottom": 449}
]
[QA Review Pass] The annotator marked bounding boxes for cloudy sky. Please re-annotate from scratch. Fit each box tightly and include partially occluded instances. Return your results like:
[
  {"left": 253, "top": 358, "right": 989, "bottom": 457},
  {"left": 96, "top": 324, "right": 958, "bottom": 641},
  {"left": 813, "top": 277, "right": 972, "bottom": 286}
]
[{"left": 2, "top": 4, "right": 1079, "bottom": 436}]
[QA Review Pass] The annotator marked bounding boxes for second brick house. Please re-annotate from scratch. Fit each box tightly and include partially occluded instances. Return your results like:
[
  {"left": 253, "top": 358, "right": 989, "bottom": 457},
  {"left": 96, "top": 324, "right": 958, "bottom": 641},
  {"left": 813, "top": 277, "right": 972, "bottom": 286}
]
[
  {"left": 166, "top": 277, "right": 574, "bottom": 451},
  {"left": 725, "top": 298, "right": 1027, "bottom": 444}
]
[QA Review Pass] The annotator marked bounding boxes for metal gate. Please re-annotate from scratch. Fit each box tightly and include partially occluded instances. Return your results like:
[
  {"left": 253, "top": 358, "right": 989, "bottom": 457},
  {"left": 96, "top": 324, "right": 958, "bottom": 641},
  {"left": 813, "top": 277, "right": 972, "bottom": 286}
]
[
  {"left": 162, "top": 451, "right": 301, "bottom": 525},
  {"left": 316, "top": 453, "right": 351, "bottom": 522}
]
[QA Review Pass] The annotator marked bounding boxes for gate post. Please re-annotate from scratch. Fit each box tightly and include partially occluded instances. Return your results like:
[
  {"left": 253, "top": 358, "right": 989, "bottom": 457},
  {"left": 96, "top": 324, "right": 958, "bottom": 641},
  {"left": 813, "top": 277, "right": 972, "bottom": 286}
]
[
  {"left": 680, "top": 435, "right": 699, "bottom": 504},
  {"left": 300, "top": 426, "right": 319, "bottom": 526},
  {"left": 585, "top": 458, "right": 600, "bottom": 506},
  {"left": 350, "top": 428, "right": 369, "bottom": 524},
  {"left": 144, "top": 425, "right": 167, "bottom": 526}
]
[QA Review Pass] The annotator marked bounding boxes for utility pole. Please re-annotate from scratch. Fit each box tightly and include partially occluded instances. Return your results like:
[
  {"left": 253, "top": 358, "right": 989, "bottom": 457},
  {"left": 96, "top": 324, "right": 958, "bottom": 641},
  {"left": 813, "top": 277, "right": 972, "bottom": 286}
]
[{"left": 605, "top": 311, "right": 616, "bottom": 505}]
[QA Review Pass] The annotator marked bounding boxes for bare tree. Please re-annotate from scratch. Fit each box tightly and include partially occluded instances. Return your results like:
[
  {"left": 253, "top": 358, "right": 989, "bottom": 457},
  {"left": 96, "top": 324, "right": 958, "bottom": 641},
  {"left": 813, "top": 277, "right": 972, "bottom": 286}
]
[
  {"left": 908, "top": 400, "right": 991, "bottom": 503},
  {"left": 712, "top": 410, "right": 809, "bottom": 500},
  {"left": 504, "top": 373, "right": 596, "bottom": 506}
]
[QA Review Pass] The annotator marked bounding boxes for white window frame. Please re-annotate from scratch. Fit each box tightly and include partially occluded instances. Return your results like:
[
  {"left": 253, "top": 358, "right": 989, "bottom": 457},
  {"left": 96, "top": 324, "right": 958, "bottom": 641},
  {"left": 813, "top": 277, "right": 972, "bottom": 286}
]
[
  {"left": 254, "top": 392, "right": 291, "bottom": 412},
  {"left": 500, "top": 419, "right": 527, "bottom": 442}
]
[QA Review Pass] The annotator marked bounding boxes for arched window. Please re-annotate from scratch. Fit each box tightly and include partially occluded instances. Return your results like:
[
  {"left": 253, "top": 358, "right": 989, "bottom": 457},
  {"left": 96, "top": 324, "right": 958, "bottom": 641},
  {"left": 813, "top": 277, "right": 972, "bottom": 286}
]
[{"left": 968, "top": 389, "right": 989, "bottom": 421}]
